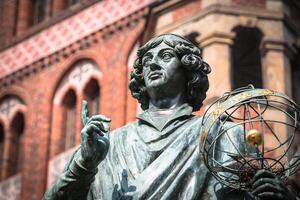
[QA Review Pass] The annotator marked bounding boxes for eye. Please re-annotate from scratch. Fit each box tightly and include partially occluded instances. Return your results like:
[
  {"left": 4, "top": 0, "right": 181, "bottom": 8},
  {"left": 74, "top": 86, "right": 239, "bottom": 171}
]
[
  {"left": 142, "top": 57, "right": 151, "bottom": 66},
  {"left": 162, "top": 52, "right": 173, "bottom": 61}
]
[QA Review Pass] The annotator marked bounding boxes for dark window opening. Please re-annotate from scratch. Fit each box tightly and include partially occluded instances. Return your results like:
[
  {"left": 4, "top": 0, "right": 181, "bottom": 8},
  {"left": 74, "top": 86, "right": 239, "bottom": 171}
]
[
  {"left": 13, "top": 0, "right": 20, "bottom": 36},
  {"left": 231, "top": 26, "right": 263, "bottom": 89},
  {"left": 70, "top": 0, "right": 80, "bottom": 5},
  {"left": 62, "top": 89, "right": 77, "bottom": 150},
  {"left": 9, "top": 112, "right": 24, "bottom": 176},
  {"left": 61, "top": 0, "right": 80, "bottom": 10},
  {"left": 84, "top": 79, "right": 100, "bottom": 116},
  {"left": 32, "top": 0, "right": 46, "bottom": 24}
]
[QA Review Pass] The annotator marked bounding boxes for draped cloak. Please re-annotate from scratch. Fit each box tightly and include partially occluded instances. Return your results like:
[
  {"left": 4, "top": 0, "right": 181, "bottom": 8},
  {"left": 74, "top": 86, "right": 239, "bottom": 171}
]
[{"left": 44, "top": 104, "right": 252, "bottom": 200}]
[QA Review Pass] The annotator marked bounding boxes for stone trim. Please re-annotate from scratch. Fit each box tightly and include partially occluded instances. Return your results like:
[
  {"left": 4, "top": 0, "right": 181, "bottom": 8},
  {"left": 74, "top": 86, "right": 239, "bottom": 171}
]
[
  {"left": 148, "top": 3, "right": 284, "bottom": 40},
  {"left": 198, "top": 32, "right": 235, "bottom": 48},
  {"left": 261, "top": 38, "right": 297, "bottom": 59}
]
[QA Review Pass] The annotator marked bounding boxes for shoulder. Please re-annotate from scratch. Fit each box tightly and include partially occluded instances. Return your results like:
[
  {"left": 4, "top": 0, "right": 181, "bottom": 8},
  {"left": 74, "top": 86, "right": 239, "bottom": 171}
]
[
  {"left": 111, "top": 121, "right": 137, "bottom": 133},
  {"left": 109, "top": 121, "right": 138, "bottom": 139}
]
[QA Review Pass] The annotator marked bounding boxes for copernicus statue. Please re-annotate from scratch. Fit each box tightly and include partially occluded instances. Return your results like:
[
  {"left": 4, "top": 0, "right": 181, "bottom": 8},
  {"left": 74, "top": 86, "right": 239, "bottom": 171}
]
[{"left": 44, "top": 34, "right": 297, "bottom": 200}]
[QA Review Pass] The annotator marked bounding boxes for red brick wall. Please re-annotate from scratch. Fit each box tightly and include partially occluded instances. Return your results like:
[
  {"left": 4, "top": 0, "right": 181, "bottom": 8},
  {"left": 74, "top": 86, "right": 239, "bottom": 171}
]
[
  {"left": 172, "top": 0, "right": 202, "bottom": 22},
  {"left": 0, "top": 18, "right": 145, "bottom": 200},
  {"left": 15, "top": 0, "right": 35, "bottom": 36},
  {"left": 0, "top": 0, "right": 18, "bottom": 47}
]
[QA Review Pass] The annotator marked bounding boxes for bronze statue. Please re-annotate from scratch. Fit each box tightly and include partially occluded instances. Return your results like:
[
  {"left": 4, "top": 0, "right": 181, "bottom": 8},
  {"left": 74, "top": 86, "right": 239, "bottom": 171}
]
[{"left": 44, "top": 34, "right": 297, "bottom": 199}]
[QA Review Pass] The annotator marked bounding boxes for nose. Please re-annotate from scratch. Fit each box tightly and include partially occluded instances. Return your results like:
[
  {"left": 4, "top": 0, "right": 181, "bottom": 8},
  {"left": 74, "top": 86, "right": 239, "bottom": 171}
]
[
  {"left": 149, "top": 62, "right": 161, "bottom": 71},
  {"left": 148, "top": 55, "right": 161, "bottom": 71}
]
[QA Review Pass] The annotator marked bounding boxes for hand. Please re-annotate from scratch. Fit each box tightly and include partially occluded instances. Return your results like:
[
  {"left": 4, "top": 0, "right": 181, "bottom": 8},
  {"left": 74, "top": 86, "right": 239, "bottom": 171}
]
[
  {"left": 78, "top": 100, "right": 111, "bottom": 170},
  {"left": 251, "top": 169, "right": 296, "bottom": 200}
]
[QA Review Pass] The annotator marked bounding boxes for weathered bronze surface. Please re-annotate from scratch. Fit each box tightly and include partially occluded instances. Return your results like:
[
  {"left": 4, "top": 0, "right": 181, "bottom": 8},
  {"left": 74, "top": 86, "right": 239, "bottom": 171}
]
[{"left": 43, "top": 34, "right": 296, "bottom": 200}]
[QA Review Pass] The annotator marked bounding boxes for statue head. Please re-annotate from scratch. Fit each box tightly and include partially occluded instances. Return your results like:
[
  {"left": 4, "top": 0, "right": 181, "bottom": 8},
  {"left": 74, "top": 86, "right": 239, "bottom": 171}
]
[{"left": 129, "top": 33, "right": 211, "bottom": 111}]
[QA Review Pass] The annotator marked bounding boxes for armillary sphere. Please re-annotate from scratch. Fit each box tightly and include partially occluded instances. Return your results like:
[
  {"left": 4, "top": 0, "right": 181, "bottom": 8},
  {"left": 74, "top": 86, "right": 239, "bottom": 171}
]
[{"left": 200, "top": 85, "right": 300, "bottom": 190}]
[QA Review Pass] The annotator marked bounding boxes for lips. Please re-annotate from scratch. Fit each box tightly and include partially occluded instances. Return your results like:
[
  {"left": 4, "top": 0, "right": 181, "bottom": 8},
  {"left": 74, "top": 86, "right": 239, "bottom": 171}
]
[{"left": 149, "top": 72, "right": 162, "bottom": 79}]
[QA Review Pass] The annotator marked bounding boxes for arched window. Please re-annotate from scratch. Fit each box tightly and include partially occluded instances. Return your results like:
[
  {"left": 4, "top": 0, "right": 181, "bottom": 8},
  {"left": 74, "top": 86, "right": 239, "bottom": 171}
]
[
  {"left": 61, "top": 89, "right": 77, "bottom": 150},
  {"left": 51, "top": 59, "right": 101, "bottom": 157},
  {"left": 9, "top": 112, "right": 25, "bottom": 176},
  {"left": 231, "top": 26, "right": 263, "bottom": 89},
  {"left": 83, "top": 79, "right": 100, "bottom": 116},
  {"left": 0, "top": 123, "right": 4, "bottom": 180},
  {"left": 0, "top": 95, "right": 25, "bottom": 179}
]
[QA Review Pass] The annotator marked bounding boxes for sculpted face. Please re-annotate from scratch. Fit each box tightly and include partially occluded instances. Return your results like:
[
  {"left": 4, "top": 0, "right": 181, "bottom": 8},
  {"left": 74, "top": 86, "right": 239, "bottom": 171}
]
[{"left": 142, "top": 42, "right": 185, "bottom": 91}]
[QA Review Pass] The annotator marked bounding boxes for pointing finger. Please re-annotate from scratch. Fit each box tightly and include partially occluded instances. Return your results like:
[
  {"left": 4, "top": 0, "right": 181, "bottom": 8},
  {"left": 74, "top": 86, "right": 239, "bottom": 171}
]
[{"left": 81, "top": 100, "right": 89, "bottom": 126}]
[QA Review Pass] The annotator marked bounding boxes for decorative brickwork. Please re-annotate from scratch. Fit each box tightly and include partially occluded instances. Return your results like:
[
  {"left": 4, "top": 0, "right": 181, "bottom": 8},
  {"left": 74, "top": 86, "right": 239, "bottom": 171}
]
[
  {"left": 0, "top": 96, "right": 24, "bottom": 120},
  {"left": 0, "top": 0, "right": 155, "bottom": 80}
]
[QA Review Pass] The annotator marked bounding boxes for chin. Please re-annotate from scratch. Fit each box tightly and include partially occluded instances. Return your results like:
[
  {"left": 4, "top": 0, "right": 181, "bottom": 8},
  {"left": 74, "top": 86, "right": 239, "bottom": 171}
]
[{"left": 147, "top": 79, "right": 166, "bottom": 88}]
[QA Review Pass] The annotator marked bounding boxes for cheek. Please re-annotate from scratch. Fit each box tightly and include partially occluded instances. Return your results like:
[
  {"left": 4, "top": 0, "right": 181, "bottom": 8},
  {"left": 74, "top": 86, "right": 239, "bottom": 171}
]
[
  {"left": 142, "top": 68, "right": 147, "bottom": 77},
  {"left": 142, "top": 69, "right": 150, "bottom": 83},
  {"left": 168, "top": 61, "right": 182, "bottom": 74}
]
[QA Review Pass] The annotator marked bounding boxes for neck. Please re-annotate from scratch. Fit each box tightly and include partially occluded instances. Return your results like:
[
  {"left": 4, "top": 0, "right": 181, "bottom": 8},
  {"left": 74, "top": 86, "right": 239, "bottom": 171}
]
[{"left": 148, "top": 92, "right": 187, "bottom": 111}]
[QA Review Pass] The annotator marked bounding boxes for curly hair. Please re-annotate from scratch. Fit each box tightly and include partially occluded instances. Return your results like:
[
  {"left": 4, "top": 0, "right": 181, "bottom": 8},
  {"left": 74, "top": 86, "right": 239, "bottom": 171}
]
[{"left": 129, "top": 34, "right": 211, "bottom": 112}]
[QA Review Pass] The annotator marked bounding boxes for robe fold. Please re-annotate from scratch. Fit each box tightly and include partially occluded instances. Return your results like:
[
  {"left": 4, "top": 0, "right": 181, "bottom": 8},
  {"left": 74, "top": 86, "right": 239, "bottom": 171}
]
[{"left": 44, "top": 104, "right": 252, "bottom": 200}]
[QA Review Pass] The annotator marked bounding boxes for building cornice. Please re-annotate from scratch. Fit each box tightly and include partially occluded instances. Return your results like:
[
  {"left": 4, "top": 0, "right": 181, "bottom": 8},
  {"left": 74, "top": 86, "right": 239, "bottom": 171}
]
[
  {"left": 155, "top": 3, "right": 285, "bottom": 34},
  {"left": 198, "top": 32, "right": 235, "bottom": 48},
  {"left": 261, "top": 38, "right": 297, "bottom": 59}
]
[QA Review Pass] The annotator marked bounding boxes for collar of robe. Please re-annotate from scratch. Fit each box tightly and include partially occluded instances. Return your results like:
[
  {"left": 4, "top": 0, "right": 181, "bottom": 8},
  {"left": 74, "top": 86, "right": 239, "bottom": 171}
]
[{"left": 136, "top": 103, "right": 193, "bottom": 131}]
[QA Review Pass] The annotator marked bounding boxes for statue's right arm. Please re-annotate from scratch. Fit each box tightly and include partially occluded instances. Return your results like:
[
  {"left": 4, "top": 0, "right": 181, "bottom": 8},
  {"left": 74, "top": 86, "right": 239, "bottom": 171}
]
[{"left": 43, "top": 101, "right": 111, "bottom": 200}]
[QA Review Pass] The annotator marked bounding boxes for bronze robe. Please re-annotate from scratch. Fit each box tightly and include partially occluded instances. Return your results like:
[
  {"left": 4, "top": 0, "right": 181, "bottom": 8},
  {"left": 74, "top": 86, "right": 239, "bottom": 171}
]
[{"left": 44, "top": 104, "right": 251, "bottom": 200}]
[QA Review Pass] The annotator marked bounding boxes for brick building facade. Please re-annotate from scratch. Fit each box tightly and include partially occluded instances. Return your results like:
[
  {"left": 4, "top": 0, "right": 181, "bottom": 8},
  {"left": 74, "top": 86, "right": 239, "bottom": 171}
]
[{"left": 0, "top": 0, "right": 299, "bottom": 199}]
